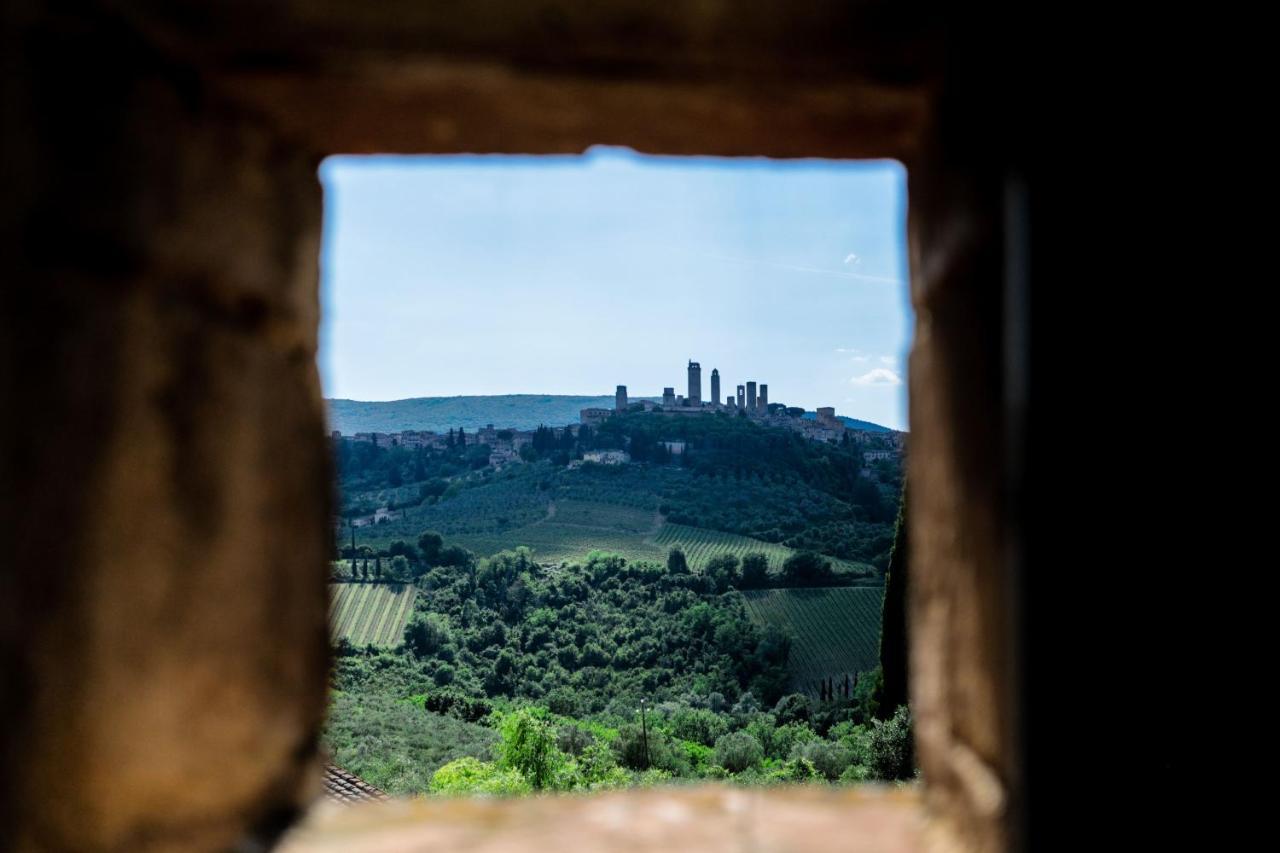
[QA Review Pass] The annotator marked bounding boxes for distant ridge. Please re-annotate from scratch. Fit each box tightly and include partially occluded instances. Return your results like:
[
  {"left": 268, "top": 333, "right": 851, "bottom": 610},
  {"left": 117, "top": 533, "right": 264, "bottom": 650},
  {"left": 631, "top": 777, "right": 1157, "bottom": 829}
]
[
  {"left": 327, "top": 395, "right": 619, "bottom": 434},
  {"left": 328, "top": 394, "right": 895, "bottom": 435}
]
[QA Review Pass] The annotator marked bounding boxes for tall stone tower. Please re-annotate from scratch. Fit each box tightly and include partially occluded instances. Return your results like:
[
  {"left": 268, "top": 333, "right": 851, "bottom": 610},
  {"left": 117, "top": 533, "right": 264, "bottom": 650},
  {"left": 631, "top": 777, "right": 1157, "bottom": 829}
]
[
  {"left": 663, "top": 387, "right": 675, "bottom": 407},
  {"left": 746, "top": 381, "right": 757, "bottom": 411},
  {"left": 710, "top": 369, "right": 720, "bottom": 410},
  {"left": 615, "top": 385, "right": 628, "bottom": 413},
  {"left": 687, "top": 360, "right": 701, "bottom": 407},
  {"left": 736, "top": 385, "right": 745, "bottom": 408},
  {"left": 759, "top": 384, "right": 768, "bottom": 412}
]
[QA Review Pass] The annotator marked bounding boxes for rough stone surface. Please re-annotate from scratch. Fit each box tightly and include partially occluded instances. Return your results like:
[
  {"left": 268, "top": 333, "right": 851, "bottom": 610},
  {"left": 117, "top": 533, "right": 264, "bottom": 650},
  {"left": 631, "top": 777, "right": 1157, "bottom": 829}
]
[
  {"left": 1, "top": 1, "right": 1019, "bottom": 851},
  {"left": 905, "top": 93, "right": 1017, "bottom": 853},
  {"left": 1, "top": 2, "right": 331, "bottom": 850},
  {"left": 280, "top": 785, "right": 927, "bottom": 853}
]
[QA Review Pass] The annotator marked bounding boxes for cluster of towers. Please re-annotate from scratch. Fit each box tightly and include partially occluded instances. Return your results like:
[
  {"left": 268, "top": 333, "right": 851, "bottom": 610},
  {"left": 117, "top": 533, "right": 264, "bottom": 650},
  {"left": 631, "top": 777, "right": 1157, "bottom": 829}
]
[{"left": 616, "top": 361, "right": 770, "bottom": 414}]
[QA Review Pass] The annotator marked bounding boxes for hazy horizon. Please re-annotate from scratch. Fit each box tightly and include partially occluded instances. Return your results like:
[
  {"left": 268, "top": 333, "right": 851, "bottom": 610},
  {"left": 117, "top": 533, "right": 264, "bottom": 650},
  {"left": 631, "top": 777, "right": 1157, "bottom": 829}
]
[{"left": 319, "top": 147, "right": 912, "bottom": 430}]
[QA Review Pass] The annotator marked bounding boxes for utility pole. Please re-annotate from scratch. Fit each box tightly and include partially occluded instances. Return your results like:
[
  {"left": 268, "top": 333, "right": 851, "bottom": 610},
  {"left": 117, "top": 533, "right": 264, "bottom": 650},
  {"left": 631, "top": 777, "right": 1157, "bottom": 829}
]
[
  {"left": 638, "top": 697, "right": 651, "bottom": 769},
  {"left": 349, "top": 522, "right": 356, "bottom": 578}
]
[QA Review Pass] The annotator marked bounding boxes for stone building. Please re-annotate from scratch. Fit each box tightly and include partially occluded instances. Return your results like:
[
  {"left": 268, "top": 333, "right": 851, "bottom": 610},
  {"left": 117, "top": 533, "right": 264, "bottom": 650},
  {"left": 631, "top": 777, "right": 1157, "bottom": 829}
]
[
  {"left": 584, "top": 449, "right": 630, "bottom": 465},
  {"left": 687, "top": 360, "right": 701, "bottom": 407},
  {"left": 710, "top": 369, "right": 720, "bottom": 409},
  {"left": 662, "top": 387, "right": 676, "bottom": 407},
  {"left": 615, "top": 385, "right": 628, "bottom": 412},
  {"left": 579, "top": 408, "right": 612, "bottom": 426}
]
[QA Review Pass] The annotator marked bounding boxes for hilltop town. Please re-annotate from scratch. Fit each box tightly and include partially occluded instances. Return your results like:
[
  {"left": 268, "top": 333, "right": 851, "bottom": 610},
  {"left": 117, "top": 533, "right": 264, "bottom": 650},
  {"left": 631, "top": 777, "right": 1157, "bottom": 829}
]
[
  {"left": 580, "top": 360, "right": 906, "bottom": 450},
  {"left": 333, "top": 360, "right": 905, "bottom": 484}
]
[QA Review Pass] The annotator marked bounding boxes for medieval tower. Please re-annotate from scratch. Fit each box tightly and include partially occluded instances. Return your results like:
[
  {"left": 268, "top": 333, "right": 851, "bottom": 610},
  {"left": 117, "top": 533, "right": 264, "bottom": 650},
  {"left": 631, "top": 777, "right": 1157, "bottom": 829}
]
[
  {"left": 759, "top": 383, "right": 768, "bottom": 412},
  {"left": 736, "top": 385, "right": 745, "bottom": 408},
  {"left": 615, "top": 385, "right": 628, "bottom": 412},
  {"left": 710, "top": 369, "right": 720, "bottom": 409},
  {"left": 687, "top": 361, "right": 701, "bottom": 407},
  {"left": 746, "top": 381, "right": 757, "bottom": 411}
]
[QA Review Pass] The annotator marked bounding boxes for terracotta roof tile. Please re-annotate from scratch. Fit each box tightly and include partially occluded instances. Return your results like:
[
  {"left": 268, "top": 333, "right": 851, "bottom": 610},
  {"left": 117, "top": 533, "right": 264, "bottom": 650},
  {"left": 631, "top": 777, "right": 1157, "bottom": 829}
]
[{"left": 324, "top": 764, "right": 389, "bottom": 805}]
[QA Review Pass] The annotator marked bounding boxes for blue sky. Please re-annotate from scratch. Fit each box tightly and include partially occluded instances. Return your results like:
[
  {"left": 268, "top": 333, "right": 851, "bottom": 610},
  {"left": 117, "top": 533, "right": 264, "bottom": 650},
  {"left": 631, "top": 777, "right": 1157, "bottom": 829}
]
[{"left": 318, "top": 147, "right": 912, "bottom": 430}]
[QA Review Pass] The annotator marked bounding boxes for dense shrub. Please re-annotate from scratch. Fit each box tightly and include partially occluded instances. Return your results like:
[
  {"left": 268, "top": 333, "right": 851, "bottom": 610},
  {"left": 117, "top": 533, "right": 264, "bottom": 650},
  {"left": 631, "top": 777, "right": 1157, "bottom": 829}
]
[
  {"left": 713, "top": 731, "right": 764, "bottom": 774},
  {"left": 868, "top": 705, "right": 915, "bottom": 780},
  {"left": 430, "top": 758, "right": 530, "bottom": 795},
  {"left": 790, "top": 740, "right": 853, "bottom": 781}
]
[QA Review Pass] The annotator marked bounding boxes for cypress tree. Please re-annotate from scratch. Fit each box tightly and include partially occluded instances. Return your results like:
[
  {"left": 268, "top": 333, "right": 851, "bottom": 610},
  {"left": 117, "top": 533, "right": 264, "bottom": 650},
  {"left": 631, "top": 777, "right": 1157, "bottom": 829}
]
[{"left": 876, "top": 485, "right": 910, "bottom": 719}]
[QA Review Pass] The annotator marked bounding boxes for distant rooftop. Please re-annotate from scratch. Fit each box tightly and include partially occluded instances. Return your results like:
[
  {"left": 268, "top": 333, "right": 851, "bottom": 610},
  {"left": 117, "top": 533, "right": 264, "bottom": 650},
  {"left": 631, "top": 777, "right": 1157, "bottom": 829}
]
[{"left": 323, "top": 765, "right": 388, "bottom": 806}]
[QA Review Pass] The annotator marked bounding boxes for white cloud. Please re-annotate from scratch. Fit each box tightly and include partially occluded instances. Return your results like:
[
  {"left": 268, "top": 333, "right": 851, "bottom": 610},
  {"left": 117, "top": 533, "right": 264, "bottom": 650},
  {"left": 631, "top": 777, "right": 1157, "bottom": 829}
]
[
  {"left": 879, "top": 355, "right": 898, "bottom": 365},
  {"left": 851, "top": 368, "right": 903, "bottom": 386},
  {"left": 843, "top": 253, "right": 862, "bottom": 266}
]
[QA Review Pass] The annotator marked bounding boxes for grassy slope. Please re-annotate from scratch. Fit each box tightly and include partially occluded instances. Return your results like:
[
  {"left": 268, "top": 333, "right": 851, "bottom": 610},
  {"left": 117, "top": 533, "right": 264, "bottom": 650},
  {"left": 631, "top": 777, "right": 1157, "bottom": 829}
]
[
  {"left": 324, "top": 693, "right": 498, "bottom": 795},
  {"left": 741, "top": 587, "right": 884, "bottom": 695}
]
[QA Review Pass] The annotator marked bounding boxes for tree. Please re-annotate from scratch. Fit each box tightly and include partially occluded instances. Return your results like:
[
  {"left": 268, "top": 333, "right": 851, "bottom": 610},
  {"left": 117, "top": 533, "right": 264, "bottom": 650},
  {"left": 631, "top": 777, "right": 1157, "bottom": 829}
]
[
  {"left": 712, "top": 731, "right": 763, "bottom": 774},
  {"left": 417, "top": 531, "right": 444, "bottom": 565},
  {"left": 666, "top": 547, "right": 689, "bottom": 575},
  {"left": 868, "top": 705, "right": 915, "bottom": 780},
  {"left": 495, "top": 708, "right": 563, "bottom": 790},
  {"left": 780, "top": 551, "right": 835, "bottom": 587},
  {"left": 740, "top": 553, "right": 770, "bottom": 589},
  {"left": 404, "top": 612, "right": 452, "bottom": 657},
  {"left": 389, "top": 555, "right": 411, "bottom": 581},
  {"left": 876, "top": 486, "right": 910, "bottom": 719},
  {"left": 387, "top": 540, "right": 417, "bottom": 561},
  {"left": 704, "top": 554, "right": 740, "bottom": 593}
]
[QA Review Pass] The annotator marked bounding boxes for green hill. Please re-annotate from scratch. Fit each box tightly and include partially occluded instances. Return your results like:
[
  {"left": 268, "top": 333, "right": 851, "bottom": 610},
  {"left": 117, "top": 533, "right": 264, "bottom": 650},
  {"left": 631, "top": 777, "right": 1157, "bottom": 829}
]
[
  {"left": 339, "top": 411, "right": 903, "bottom": 571},
  {"left": 328, "top": 395, "right": 627, "bottom": 433},
  {"left": 327, "top": 394, "right": 893, "bottom": 435}
]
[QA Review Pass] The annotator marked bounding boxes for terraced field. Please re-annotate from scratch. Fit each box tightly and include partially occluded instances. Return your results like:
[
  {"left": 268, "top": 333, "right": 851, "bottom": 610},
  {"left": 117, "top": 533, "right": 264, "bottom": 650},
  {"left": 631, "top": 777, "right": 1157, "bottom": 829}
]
[
  {"left": 653, "top": 524, "right": 875, "bottom": 577},
  {"left": 741, "top": 587, "right": 884, "bottom": 696},
  {"left": 329, "top": 583, "right": 417, "bottom": 646}
]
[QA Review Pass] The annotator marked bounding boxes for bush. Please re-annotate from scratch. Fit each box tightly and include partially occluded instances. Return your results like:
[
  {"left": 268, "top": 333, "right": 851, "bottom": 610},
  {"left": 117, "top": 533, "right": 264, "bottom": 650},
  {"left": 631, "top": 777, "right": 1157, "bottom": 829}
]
[
  {"left": 868, "top": 705, "right": 915, "bottom": 780},
  {"left": 430, "top": 757, "right": 531, "bottom": 796},
  {"left": 713, "top": 731, "right": 764, "bottom": 774},
  {"left": 404, "top": 612, "right": 452, "bottom": 657},
  {"left": 612, "top": 724, "right": 686, "bottom": 774},
  {"left": 668, "top": 707, "right": 730, "bottom": 747},
  {"left": 773, "top": 693, "right": 812, "bottom": 726},
  {"left": 494, "top": 708, "right": 565, "bottom": 790},
  {"left": 790, "top": 740, "right": 853, "bottom": 781},
  {"left": 768, "top": 756, "right": 820, "bottom": 782},
  {"left": 770, "top": 722, "right": 818, "bottom": 761}
]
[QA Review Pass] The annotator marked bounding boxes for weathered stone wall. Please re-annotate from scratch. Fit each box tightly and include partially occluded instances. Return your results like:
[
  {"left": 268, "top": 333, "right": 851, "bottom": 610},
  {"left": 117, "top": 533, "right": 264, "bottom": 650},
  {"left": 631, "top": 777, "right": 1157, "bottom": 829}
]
[
  {"left": 1, "top": 2, "right": 1022, "bottom": 851},
  {"left": 1, "top": 3, "right": 331, "bottom": 850}
]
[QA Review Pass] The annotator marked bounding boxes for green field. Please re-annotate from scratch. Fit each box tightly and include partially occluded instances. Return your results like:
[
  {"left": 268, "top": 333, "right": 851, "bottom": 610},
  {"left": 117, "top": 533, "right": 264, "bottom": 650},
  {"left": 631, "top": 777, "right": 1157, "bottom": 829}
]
[
  {"left": 741, "top": 587, "right": 884, "bottom": 696},
  {"left": 445, "top": 499, "right": 877, "bottom": 578},
  {"left": 654, "top": 523, "right": 875, "bottom": 577},
  {"left": 329, "top": 583, "right": 417, "bottom": 646}
]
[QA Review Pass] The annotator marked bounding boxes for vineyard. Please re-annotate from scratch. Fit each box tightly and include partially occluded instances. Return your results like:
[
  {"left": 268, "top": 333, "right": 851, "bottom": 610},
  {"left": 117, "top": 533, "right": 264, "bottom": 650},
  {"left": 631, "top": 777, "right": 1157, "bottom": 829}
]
[
  {"left": 741, "top": 587, "right": 884, "bottom": 696},
  {"left": 329, "top": 583, "right": 417, "bottom": 646},
  {"left": 653, "top": 524, "right": 875, "bottom": 577}
]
